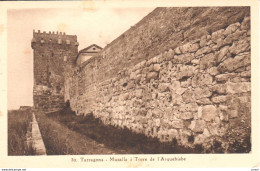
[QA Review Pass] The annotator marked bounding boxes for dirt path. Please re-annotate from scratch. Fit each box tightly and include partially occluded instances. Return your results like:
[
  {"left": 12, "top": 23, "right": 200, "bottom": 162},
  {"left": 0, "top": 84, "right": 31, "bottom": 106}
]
[{"left": 35, "top": 111, "right": 120, "bottom": 155}]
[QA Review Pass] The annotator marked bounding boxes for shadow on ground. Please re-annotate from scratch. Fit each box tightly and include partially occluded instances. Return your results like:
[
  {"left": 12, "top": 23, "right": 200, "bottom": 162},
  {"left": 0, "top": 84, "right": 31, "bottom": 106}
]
[{"left": 35, "top": 104, "right": 203, "bottom": 155}]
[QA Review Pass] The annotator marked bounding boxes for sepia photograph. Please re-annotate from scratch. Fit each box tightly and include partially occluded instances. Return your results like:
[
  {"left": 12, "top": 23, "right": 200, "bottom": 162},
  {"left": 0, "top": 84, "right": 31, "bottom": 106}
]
[{"left": 0, "top": 0, "right": 259, "bottom": 168}]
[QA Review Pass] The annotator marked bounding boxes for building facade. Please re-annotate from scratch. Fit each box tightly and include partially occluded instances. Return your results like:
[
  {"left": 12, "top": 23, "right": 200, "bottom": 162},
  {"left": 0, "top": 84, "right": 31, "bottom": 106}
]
[{"left": 75, "top": 44, "right": 102, "bottom": 65}]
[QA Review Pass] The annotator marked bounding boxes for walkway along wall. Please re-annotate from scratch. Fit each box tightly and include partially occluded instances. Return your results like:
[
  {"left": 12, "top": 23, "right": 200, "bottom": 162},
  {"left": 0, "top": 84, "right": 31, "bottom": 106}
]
[{"left": 65, "top": 7, "right": 251, "bottom": 152}]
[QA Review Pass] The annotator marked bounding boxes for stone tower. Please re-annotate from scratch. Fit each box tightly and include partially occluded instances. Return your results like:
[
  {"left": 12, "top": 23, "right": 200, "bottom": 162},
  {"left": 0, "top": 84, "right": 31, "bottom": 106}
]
[{"left": 31, "top": 30, "right": 79, "bottom": 112}]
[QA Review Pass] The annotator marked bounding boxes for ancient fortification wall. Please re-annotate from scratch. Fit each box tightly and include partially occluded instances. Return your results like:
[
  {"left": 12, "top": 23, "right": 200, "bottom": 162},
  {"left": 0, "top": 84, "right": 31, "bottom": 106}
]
[{"left": 64, "top": 7, "right": 251, "bottom": 152}]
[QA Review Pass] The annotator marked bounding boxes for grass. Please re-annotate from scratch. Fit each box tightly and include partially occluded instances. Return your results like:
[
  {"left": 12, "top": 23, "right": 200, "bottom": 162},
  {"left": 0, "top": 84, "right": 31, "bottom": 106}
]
[
  {"left": 35, "top": 109, "right": 118, "bottom": 155},
  {"left": 35, "top": 105, "right": 202, "bottom": 155},
  {"left": 8, "top": 109, "right": 34, "bottom": 156}
]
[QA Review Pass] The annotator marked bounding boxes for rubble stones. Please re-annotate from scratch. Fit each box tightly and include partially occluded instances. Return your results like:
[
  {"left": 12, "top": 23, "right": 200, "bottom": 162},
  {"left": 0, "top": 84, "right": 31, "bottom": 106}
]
[
  {"left": 190, "top": 120, "right": 205, "bottom": 133},
  {"left": 211, "top": 95, "right": 227, "bottom": 103},
  {"left": 199, "top": 105, "right": 218, "bottom": 121},
  {"left": 180, "top": 42, "right": 200, "bottom": 53},
  {"left": 218, "top": 52, "right": 250, "bottom": 73},
  {"left": 199, "top": 53, "right": 216, "bottom": 70},
  {"left": 146, "top": 72, "right": 159, "bottom": 81},
  {"left": 192, "top": 73, "right": 213, "bottom": 87},
  {"left": 223, "top": 22, "right": 240, "bottom": 36},
  {"left": 226, "top": 82, "right": 251, "bottom": 94}
]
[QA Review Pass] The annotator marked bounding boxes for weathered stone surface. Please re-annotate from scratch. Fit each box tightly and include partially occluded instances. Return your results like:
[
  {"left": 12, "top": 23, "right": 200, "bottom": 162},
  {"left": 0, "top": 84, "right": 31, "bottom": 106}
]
[
  {"left": 190, "top": 120, "right": 205, "bottom": 133},
  {"left": 224, "top": 28, "right": 247, "bottom": 44},
  {"left": 135, "top": 89, "right": 143, "bottom": 98},
  {"left": 179, "top": 103, "right": 198, "bottom": 112},
  {"left": 137, "top": 108, "right": 147, "bottom": 116},
  {"left": 226, "top": 82, "right": 251, "bottom": 94},
  {"left": 200, "top": 35, "right": 207, "bottom": 47},
  {"left": 230, "top": 77, "right": 250, "bottom": 83},
  {"left": 203, "top": 128, "right": 211, "bottom": 137},
  {"left": 146, "top": 72, "right": 159, "bottom": 81},
  {"left": 194, "top": 134, "right": 206, "bottom": 144},
  {"left": 171, "top": 120, "right": 184, "bottom": 129},
  {"left": 182, "top": 89, "right": 195, "bottom": 103},
  {"left": 158, "top": 83, "right": 170, "bottom": 92},
  {"left": 149, "top": 64, "right": 161, "bottom": 72},
  {"left": 191, "top": 59, "right": 200, "bottom": 65},
  {"left": 180, "top": 42, "right": 200, "bottom": 53},
  {"left": 180, "top": 78, "right": 191, "bottom": 88},
  {"left": 171, "top": 80, "right": 181, "bottom": 89},
  {"left": 228, "top": 110, "right": 238, "bottom": 118},
  {"left": 179, "top": 112, "right": 193, "bottom": 120},
  {"left": 119, "top": 93, "right": 129, "bottom": 101},
  {"left": 195, "top": 46, "right": 211, "bottom": 56},
  {"left": 217, "top": 46, "right": 230, "bottom": 63},
  {"left": 196, "top": 98, "right": 212, "bottom": 105},
  {"left": 241, "top": 16, "right": 250, "bottom": 30},
  {"left": 219, "top": 110, "right": 229, "bottom": 121},
  {"left": 151, "top": 108, "right": 163, "bottom": 118},
  {"left": 229, "top": 37, "right": 250, "bottom": 55},
  {"left": 198, "top": 105, "right": 218, "bottom": 121},
  {"left": 208, "top": 67, "right": 219, "bottom": 76},
  {"left": 176, "top": 70, "right": 193, "bottom": 80},
  {"left": 168, "top": 129, "right": 179, "bottom": 140},
  {"left": 200, "top": 53, "right": 216, "bottom": 70},
  {"left": 211, "top": 29, "right": 224, "bottom": 43},
  {"left": 165, "top": 49, "right": 175, "bottom": 61},
  {"left": 174, "top": 46, "right": 182, "bottom": 54},
  {"left": 241, "top": 71, "right": 251, "bottom": 77},
  {"left": 223, "top": 22, "right": 240, "bottom": 36},
  {"left": 192, "top": 73, "right": 213, "bottom": 87},
  {"left": 217, "top": 52, "right": 250, "bottom": 73},
  {"left": 211, "top": 95, "right": 227, "bottom": 103},
  {"left": 194, "top": 87, "right": 212, "bottom": 99},
  {"left": 146, "top": 56, "right": 158, "bottom": 66},
  {"left": 171, "top": 93, "right": 183, "bottom": 105},
  {"left": 210, "top": 84, "right": 226, "bottom": 94},
  {"left": 173, "top": 53, "right": 193, "bottom": 64},
  {"left": 207, "top": 123, "right": 220, "bottom": 136},
  {"left": 215, "top": 73, "right": 236, "bottom": 82}
]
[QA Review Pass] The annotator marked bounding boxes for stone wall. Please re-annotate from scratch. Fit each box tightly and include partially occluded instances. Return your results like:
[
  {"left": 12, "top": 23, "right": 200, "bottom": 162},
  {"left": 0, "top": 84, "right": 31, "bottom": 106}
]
[
  {"left": 92, "top": 7, "right": 249, "bottom": 82},
  {"left": 32, "top": 30, "right": 79, "bottom": 112},
  {"left": 65, "top": 8, "right": 251, "bottom": 152}
]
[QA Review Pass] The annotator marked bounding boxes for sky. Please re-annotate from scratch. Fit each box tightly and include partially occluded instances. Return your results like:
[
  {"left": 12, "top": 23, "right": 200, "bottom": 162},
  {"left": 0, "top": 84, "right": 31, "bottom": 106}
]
[{"left": 7, "top": 7, "right": 155, "bottom": 109}]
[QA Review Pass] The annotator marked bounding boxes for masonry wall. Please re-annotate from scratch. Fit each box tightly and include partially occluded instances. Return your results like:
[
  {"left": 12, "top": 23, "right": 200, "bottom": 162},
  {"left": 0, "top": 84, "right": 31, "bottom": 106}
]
[
  {"left": 32, "top": 31, "right": 78, "bottom": 112},
  {"left": 65, "top": 7, "right": 251, "bottom": 152}
]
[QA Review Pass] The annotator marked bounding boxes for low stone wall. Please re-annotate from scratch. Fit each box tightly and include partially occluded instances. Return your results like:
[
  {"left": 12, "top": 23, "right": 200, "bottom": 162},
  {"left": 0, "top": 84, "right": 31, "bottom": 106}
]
[{"left": 65, "top": 15, "right": 251, "bottom": 152}]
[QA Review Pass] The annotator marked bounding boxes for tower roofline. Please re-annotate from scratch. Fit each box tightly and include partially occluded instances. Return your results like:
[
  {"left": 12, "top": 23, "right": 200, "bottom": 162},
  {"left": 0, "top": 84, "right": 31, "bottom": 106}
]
[{"left": 33, "top": 29, "right": 78, "bottom": 38}]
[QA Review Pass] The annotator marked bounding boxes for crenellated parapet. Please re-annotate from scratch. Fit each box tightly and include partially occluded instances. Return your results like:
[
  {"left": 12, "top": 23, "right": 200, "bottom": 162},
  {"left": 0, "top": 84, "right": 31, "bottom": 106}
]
[{"left": 31, "top": 30, "right": 79, "bottom": 49}]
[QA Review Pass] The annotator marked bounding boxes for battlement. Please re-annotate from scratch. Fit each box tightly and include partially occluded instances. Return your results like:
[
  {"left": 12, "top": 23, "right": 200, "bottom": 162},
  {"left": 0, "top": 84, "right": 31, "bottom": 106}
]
[
  {"left": 33, "top": 29, "right": 67, "bottom": 36},
  {"left": 32, "top": 29, "right": 79, "bottom": 47}
]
